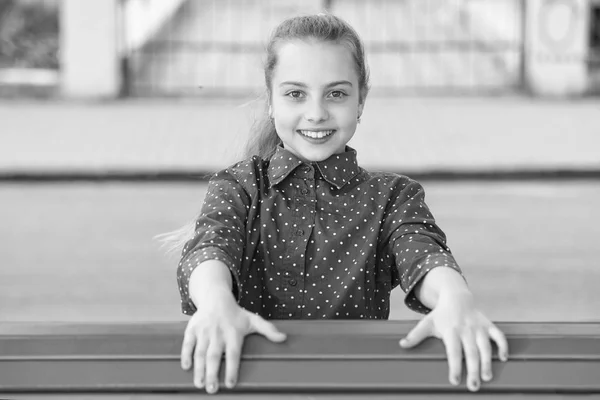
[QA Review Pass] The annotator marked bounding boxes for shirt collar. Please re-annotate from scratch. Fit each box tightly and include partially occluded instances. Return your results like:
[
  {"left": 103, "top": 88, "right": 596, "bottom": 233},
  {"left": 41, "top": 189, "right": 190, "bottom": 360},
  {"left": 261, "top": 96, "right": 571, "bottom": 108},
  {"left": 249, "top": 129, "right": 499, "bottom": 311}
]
[{"left": 268, "top": 145, "right": 360, "bottom": 189}]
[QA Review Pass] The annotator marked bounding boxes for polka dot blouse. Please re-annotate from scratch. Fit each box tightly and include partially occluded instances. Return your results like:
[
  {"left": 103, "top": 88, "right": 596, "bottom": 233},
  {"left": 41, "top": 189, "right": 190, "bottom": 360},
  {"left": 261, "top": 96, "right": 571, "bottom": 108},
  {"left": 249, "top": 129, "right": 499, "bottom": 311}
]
[{"left": 177, "top": 145, "right": 463, "bottom": 319}]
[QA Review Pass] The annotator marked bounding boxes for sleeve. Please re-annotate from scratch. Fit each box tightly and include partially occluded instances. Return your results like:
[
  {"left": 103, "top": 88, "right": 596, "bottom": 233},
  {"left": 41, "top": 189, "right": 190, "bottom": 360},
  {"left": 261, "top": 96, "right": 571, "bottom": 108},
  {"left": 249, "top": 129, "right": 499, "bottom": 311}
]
[
  {"left": 382, "top": 178, "right": 465, "bottom": 315},
  {"left": 176, "top": 169, "right": 250, "bottom": 315}
]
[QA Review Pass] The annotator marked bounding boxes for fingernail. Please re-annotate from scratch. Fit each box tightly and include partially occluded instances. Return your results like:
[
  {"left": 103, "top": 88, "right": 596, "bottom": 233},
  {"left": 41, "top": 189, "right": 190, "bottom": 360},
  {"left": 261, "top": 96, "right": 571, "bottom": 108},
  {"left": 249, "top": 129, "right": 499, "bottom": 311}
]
[
  {"left": 227, "top": 379, "right": 236, "bottom": 388},
  {"left": 400, "top": 339, "right": 407, "bottom": 346},
  {"left": 471, "top": 380, "right": 479, "bottom": 390},
  {"left": 207, "top": 383, "right": 216, "bottom": 393},
  {"left": 451, "top": 375, "right": 460, "bottom": 385},
  {"left": 483, "top": 373, "right": 492, "bottom": 381}
]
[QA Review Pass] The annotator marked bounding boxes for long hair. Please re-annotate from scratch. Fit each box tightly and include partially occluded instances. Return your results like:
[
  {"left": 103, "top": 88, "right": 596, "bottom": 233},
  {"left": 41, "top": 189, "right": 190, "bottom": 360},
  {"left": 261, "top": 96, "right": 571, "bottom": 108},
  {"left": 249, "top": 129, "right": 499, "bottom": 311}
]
[{"left": 159, "top": 13, "right": 370, "bottom": 255}]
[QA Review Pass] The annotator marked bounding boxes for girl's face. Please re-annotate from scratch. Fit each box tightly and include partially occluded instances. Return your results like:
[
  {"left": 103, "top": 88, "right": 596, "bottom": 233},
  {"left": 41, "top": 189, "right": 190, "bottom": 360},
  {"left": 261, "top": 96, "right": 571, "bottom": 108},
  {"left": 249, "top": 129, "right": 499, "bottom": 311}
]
[{"left": 270, "top": 40, "right": 364, "bottom": 163}]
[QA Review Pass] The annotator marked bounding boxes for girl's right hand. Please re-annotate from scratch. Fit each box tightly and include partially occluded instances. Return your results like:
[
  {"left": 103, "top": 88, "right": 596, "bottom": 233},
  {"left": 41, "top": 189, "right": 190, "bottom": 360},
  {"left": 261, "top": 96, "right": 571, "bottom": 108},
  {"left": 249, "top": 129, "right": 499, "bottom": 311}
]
[{"left": 180, "top": 287, "right": 287, "bottom": 394}]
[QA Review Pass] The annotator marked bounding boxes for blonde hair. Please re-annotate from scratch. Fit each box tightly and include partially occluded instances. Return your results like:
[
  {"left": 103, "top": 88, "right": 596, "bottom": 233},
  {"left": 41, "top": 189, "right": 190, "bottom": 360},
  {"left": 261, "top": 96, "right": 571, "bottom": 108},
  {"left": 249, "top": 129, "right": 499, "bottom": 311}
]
[{"left": 155, "top": 220, "right": 196, "bottom": 256}]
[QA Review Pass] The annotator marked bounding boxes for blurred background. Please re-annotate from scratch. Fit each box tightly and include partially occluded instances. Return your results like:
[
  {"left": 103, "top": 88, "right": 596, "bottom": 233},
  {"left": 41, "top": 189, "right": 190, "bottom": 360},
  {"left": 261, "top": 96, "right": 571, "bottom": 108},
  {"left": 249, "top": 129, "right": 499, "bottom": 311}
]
[{"left": 1, "top": 0, "right": 599, "bottom": 323}]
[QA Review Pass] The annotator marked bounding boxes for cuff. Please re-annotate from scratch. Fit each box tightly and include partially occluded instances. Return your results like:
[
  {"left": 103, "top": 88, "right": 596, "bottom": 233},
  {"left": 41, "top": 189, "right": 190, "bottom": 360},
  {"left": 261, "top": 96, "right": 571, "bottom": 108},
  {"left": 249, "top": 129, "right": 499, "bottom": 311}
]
[
  {"left": 178, "top": 246, "right": 241, "bottom": 316},
  {"left": 403, "top": 253, "right": 464, "bottom": 315}
]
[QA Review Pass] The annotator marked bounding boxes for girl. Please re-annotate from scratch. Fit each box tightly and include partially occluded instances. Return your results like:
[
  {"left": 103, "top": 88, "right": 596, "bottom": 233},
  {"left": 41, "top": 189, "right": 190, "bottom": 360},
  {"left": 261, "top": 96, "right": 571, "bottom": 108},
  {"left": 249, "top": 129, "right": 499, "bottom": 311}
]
[{"left": 174, "top": 13, "right": 508, "bottom": 395}]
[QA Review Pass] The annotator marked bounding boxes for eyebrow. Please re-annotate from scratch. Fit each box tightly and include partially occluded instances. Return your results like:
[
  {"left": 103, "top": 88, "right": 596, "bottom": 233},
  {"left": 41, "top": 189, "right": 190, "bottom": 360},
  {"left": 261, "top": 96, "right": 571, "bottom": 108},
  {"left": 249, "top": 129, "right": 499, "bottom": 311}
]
[{"left": 279, "top": 80, "right": 353, "bottom": 88}]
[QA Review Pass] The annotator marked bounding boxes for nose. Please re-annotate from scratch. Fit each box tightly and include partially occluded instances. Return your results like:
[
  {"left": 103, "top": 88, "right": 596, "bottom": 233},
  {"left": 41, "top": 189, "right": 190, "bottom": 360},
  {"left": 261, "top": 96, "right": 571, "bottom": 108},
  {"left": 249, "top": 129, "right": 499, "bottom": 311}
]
[{"left": 304, "top": 98, "right": 329, "bottom": 123}]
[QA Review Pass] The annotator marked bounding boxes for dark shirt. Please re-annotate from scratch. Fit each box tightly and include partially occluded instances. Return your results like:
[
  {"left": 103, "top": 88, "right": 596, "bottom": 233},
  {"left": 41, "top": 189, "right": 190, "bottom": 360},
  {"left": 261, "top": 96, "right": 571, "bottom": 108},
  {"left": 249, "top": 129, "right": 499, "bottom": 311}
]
[{"left": 177, "top": 146, "right": 463, "bottom": 319}]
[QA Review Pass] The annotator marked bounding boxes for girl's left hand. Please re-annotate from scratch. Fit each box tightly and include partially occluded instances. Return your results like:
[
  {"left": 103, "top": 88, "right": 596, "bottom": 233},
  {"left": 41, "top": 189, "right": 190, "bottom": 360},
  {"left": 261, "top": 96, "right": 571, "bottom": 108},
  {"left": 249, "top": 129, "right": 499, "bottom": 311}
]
[{"left": 399, "top": 290, "right": 509, "bottom": 392}]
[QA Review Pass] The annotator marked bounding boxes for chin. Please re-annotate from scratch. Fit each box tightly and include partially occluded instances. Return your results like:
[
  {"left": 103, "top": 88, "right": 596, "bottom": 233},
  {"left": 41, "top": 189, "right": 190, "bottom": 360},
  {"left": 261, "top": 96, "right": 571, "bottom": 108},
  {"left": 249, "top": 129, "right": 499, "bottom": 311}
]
[{"left": 300, "top": 150, "right": 336, "bottom": 163}]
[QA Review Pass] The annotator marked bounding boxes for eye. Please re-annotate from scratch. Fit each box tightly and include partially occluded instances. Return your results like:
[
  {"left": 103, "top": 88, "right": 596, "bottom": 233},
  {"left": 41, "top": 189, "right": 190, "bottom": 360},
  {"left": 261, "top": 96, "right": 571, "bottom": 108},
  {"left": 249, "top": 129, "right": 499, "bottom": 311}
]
[
  {"left": 329, "top": 90, "right": 347, "bottom": 99},
  {"left": 285, "top": 90, "right": 305, "bottom": 100}
]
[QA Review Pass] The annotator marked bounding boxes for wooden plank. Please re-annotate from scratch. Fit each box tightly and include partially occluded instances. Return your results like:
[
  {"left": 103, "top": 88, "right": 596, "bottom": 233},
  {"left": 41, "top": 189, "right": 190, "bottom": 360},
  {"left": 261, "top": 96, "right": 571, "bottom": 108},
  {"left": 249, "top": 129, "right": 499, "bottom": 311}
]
[
  {"left": 0, "top": 321, "right": 598, "bottom": 395},
  {"left": 1, "top": 320, "right": 600, "bottom": 336},
  {"left": 1, "top": 359, "right": 599, "bottom": 392},
  {"left": 0, "top": 335, "right": 599, "bottom": 360},
  {"left": 3, "top": 394, "right": 600, "bottom": 400}
]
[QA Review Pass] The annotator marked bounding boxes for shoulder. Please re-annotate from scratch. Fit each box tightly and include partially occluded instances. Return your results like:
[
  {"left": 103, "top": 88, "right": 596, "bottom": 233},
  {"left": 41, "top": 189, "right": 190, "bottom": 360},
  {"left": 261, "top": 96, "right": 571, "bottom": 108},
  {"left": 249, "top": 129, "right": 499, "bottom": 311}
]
[
  {"left": 208, "top": 156, "right": 268, "bottom": 194},
  {"left": 363, "top": 170, "right": 422, "bottom": 191},
  {"left": 357, "top": 170, "right": 429, "bottom": 208}
]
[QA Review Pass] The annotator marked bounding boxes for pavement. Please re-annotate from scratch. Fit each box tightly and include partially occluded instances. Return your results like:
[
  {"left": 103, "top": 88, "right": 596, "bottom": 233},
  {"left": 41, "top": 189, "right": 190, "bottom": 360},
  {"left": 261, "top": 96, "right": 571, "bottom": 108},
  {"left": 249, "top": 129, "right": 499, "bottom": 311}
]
[{"left": 0, "top": 96, "right": 599, "bottom": 178}]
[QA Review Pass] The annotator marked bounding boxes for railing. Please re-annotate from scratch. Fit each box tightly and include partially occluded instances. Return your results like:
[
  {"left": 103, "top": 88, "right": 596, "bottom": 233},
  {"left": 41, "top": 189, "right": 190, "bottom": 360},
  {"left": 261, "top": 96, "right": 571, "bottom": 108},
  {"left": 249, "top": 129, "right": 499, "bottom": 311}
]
[{"left": 0, "top": 321, "right": 599, "bottom": 398}]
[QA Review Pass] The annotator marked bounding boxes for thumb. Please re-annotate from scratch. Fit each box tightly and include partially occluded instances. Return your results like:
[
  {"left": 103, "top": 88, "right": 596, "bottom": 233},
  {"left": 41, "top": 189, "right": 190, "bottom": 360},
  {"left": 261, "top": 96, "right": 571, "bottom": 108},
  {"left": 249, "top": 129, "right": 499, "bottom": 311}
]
[
  {"left": 247, "top": 313, "right": 287, "bottom": 343},
  {"left": 400, "top": 316, "right": 433, "bottom": 349}
]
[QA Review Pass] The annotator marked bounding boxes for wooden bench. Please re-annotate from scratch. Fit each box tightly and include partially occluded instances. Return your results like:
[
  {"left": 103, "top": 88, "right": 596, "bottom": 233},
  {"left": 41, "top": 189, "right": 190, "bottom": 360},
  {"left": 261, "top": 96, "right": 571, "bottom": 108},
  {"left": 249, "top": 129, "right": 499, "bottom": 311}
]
[{"left": 0, "top": 321, "right": 598, "bottom": 398}]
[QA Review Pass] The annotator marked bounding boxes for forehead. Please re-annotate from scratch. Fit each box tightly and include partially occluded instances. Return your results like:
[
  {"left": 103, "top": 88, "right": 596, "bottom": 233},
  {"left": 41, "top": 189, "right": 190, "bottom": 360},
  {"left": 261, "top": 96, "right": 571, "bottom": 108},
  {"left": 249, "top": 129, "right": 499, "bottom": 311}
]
[{"left": 272, "top": 39, "right": 358, "bottom": 85}]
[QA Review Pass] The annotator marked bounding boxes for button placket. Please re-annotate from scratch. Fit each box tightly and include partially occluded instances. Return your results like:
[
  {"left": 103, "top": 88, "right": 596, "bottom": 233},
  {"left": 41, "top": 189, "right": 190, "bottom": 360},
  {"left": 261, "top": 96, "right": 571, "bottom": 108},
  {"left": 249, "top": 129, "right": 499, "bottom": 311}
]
[{"left": 282, "top": 171, "right": 316, "bottom": 318}]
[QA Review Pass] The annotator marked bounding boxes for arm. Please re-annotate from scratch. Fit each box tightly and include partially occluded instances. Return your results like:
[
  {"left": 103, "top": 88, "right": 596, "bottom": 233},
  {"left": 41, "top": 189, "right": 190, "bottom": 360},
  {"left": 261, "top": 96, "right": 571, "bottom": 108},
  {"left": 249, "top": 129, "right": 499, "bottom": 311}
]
[
  {"left": 182, "top": 246, "right": 287, "bottom": 396},
  {"left": 178, "top": 169, "right": 250, "bottom": 315},
  {"left": 387, "top": 180, "right": 508, "bottom": 393},
  {"left": 382, "top": 178, "right": 465, "bottom": 314},
  {"left": 178, "top": 168, "right": 287, "bottom": 394}
]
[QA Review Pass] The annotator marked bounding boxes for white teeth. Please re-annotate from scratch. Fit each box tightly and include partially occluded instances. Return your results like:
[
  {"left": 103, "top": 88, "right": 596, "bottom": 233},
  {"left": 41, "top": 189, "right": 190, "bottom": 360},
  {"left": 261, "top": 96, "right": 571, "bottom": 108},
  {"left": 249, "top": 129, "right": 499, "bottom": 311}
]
[{"left": 299, "top": 130, "right": 333, "bottom": 139}]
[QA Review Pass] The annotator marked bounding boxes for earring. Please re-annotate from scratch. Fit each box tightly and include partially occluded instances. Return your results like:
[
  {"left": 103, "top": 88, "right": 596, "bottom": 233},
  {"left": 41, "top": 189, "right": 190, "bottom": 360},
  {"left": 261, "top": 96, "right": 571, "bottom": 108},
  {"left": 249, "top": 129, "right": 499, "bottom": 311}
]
[
  {"left": 268, "top": 105, "right": 273, "bottom": 119},
  {"left": 357, "top": 115, "right": 361, "bottom": 124}
]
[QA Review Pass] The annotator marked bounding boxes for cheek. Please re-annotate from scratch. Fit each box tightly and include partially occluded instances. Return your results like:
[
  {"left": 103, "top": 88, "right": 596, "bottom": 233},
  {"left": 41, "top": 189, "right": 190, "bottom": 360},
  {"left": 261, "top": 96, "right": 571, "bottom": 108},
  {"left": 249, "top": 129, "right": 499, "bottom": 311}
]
[
  {"left": 335, "top": 105, "right": 360, "bottom": 127},
  {"left": 272, "top": 104, "right": 299, "bottom": 128}
]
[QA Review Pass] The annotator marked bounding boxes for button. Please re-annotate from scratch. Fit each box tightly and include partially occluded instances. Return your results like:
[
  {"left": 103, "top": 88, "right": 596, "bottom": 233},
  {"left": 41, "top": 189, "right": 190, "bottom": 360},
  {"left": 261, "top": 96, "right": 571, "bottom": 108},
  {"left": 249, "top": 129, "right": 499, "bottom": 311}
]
[
  {"left": 296, "top": 229, "right": 304, "bottom": 236},
  {"left": 289, "top": 279, "right": 297, "bottom": 286},
  {"left": 300, "top": 188, "right": 309, "bottom": 195}
]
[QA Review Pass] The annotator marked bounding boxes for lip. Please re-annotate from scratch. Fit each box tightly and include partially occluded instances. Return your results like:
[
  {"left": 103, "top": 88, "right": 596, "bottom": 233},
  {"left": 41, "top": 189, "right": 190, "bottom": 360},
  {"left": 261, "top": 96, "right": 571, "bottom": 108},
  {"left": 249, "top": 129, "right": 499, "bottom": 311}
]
[
  {"left": 297, "top": 129, "right": 336, "bottom": 140},
  {"left": 297, "top": 129, "right": 336, "bottom": 132}
]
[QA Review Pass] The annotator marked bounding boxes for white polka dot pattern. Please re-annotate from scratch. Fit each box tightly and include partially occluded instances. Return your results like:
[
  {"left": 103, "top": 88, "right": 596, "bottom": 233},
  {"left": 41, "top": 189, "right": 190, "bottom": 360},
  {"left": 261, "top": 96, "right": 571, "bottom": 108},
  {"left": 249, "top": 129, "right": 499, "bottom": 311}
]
[{"left": 177, "top": 146, "right": 463, "bottom": 319}]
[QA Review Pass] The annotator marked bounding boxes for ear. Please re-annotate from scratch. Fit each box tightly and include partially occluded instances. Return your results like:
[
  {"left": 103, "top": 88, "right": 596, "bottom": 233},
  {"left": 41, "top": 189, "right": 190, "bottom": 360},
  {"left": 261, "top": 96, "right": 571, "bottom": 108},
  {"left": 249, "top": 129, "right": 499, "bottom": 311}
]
[{"left": 357, "top": 102, "right": 365, "bottom": 119}]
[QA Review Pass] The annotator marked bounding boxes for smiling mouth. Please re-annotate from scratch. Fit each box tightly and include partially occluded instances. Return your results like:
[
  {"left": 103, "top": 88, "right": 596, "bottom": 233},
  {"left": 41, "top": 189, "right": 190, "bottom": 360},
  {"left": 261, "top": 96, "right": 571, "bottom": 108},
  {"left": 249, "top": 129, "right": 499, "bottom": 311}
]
[{"left": 298, "top": 130, "right": 335, "bottom": 139}]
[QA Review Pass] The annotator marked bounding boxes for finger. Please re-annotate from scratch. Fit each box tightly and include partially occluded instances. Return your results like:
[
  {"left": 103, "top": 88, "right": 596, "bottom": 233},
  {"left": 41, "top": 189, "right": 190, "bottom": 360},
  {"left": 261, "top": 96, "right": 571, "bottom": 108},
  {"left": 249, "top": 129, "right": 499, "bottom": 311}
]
[
  {"left": 461, "top": 331, "right": 481, "bottom": 392},
  {"left": 476, "top": 330, "right": 493, "bottom": 382},
  {"left": 399, "top": 316, "right": 433, "bottom": 348},
  {"left": 488, "top": 324, "right": 509, "bottom": 362},
  {"left": 442, "top": 328, "right": 463, "bottom": 386},
  {"left": 192, "top": 334, "right": 209, "bottom": 389},
  {"left": 204, "top": 336, "right": 225, "bottom": 394},
  {"left": 181, "top": 325, "right": 197, "bottom": 370},
  {"left": 224, "top": 332, "right": 243, "bottom": 389},
  {"left": 248, "top": 313, "right": 287, "bottom": 343}
]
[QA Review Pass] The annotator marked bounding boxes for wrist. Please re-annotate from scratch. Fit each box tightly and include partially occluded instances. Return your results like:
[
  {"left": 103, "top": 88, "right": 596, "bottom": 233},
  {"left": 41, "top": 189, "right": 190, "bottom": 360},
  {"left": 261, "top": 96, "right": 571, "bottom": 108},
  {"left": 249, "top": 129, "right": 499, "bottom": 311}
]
[
  {"left": 438, "top": 286, "right": 473, "bottom": 303},
  {"left": 190, "top": 282, "right": 236, "bottom": 313},
  {"left": 438, "top": 284, "right": 473, "bottom": 297},
  {"left": 188, "top": 260, "right": 234, "bottom": 306},
  {"left": 415, "top": 266, "right": 470, "bottom": 308}
]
